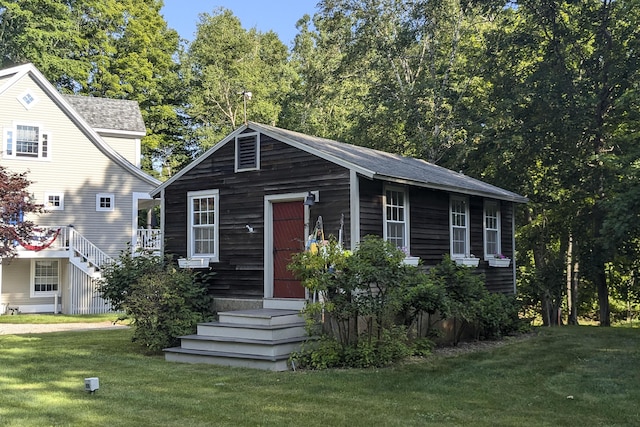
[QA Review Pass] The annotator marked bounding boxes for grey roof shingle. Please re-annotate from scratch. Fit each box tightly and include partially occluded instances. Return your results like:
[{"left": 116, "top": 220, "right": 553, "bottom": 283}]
[
  {"left": 63, "top": 95, "right": 146, "bottom": 133},
  {"left": 251, "top": 122, "right": 528, "bottom": 203},
  {"left": 151, "top": 121, "right": 527, "bottom": 203}
]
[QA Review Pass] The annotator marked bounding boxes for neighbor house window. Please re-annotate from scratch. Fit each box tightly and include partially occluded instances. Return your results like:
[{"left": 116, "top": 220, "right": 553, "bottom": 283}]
[
  {"left": 4, "top": 129, "right": 13, "bottom": 156},
  {"left": 96, "top": 193, "right": 115, "bottom": 211},
  {"left": 45, "top": 192, "right": 64, "bottom": 211},
  {"left": 18, "top": 90, "right": 39, "bottom": 110},
  {"left": 450, "top": 196, "right": 470, "bottom": 258},
  {"left": 31, "top": 260, "right": 59, "bottom": 297},
  {"left": 484, "top": 201, "right": 501, "bottom": 258},
  {"left": 187, "top": 189, "right": 219, "bottom": 262},
  {"left": 3, "top": 124, "right": 50, "bottom": 159},
  {"left": 17, "top": 125, "right": 39, "bottom": 158},
  {"left": 384, "top": 186, "right": 408, "bottom": 251},
  {"left": 235, "top": 133, "right": 260, "bottom": 172}
]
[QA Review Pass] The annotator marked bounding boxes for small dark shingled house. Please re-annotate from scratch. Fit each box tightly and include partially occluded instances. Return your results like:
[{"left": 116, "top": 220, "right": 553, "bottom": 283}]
[{"left": 151, "top": 122, "right": 528, "bottom": 313}]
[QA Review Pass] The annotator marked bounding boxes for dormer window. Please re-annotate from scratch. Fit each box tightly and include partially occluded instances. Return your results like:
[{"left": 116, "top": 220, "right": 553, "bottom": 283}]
[{"left": 235, "top": 133, "right": 260, "bottom": 172}]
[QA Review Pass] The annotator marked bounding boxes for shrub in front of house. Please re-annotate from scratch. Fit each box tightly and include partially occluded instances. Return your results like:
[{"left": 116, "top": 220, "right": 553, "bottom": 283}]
[
  {"left": 288, "top": 235, "right": 446, "bottom": 368},
  {"left": 98, "top": 250, "right": 215, "bottom": 353},
  {"left": 289, "top": 236, "right": 527, "bottom": 369},
  {"left": 477, "top": 292, "right": 530, "bottom": 340}
]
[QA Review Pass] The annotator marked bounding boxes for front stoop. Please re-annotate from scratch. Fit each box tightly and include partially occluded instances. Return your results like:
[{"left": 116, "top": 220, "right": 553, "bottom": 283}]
[{"left": 164, "top": 309, "right": 308, "bottom": 371}]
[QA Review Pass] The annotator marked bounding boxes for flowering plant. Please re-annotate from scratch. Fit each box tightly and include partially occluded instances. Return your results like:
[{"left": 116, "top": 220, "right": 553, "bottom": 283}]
[{"left": 494, "top": 253, "right": 507, "bottom": 259}]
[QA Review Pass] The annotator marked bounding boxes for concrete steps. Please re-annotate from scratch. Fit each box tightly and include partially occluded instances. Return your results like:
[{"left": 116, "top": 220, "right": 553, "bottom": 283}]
[{"left": 164, "top": 309, "right": 308, "bottom": 371}]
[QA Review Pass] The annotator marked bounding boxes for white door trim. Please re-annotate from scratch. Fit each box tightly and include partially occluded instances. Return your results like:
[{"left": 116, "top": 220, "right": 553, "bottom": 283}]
[{"left": 263, "top": 191, "right": 318, "bottom": 302}]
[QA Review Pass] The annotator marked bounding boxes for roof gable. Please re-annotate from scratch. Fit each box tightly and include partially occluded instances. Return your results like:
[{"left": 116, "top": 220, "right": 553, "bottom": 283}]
[
  {"left": 0, "top": 63, "right": 159, "bottom": 187},
  {"left": 153, "top": 122, "right": 526, "bottom": 203}
]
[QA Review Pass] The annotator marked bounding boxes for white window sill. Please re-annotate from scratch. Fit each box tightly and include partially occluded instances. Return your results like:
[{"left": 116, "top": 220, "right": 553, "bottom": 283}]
[
  {"left": 178, "top": 257, "right": 210, "bottom": 268},
  {"left": 454, "top": 257, "right": 479, "bottom": 267},
  {"left": 402, "top": 256, "right": 420, "bottom": 266}
]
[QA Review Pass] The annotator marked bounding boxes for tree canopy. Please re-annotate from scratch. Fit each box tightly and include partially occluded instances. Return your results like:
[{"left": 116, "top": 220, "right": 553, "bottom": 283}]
[
  {"left": 0, "top": 166, "right": 42, "bottom": 259},
  {"left": 2, "top": 0, "right": 640, "bottom": 324}
]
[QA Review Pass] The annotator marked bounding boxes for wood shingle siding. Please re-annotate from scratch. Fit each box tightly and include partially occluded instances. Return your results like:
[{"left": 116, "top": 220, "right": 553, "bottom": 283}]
[{"left": 163, "top": 135, "right": 351, "bottom": 300}]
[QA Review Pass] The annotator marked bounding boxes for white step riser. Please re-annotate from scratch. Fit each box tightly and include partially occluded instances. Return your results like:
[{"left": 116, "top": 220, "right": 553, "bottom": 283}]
[
  {"left": 263, "top": 298, "right": 306, "bottom": 310},
  {"left": 180, "top": 339, "right": 303, "bottom": 357},
  {"left": 196, "top": 324, "right": 306, "bottom": 340},
  {"left": 166, "top": 352, "right": 289, "bottom": 371},
  {"left": 218, "top": 313, "right": 303, "bottom": 326}
]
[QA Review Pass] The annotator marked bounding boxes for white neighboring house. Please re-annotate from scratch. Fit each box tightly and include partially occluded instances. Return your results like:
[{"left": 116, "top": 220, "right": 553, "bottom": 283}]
[{"left": 0, "top": 63, "right": 161, "bottom": 315}]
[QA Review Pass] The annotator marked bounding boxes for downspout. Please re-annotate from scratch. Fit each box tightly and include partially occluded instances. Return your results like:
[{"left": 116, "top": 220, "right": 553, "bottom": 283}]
[
  {"left": 512, "top": 203, "right": 517, "bottom": 294},
  {"left": 350, "top": 170, "right": 360, "bottom": 251},
  {"left": 160, "top": 188, "right": 166, "bottom": 255}
]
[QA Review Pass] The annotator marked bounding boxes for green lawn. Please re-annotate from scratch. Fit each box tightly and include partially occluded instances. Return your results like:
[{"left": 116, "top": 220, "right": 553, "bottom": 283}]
[{"left": 1, "top": 325, "right": 638, "bottom": 426}]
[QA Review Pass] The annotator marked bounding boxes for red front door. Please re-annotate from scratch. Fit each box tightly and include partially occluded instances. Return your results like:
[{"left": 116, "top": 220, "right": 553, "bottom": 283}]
[{"left": 272, "top": 201, "right": 305, "bottom": 298}]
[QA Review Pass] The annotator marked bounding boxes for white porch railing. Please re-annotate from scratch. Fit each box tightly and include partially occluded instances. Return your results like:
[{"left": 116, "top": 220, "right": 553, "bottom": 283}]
[
  {"left": 68, "top": 228, "right": 113, "bottom": 269},
  {"left": 136, "top": 228, "right": 162, "bottom": 253},
  {"left": 18, "top": 226, "right": 161, "bottom": 260},
  {"left": 12, "top": 226, "right": 162, "bottom": 314}
]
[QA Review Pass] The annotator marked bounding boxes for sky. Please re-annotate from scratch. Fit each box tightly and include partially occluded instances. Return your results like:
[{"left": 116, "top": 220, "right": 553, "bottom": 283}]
[{"left": 161, "top": 0, "right": 320, "bottom": 47}]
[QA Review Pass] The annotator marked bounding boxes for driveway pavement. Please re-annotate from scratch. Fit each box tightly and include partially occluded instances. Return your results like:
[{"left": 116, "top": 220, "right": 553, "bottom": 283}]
[{"left": 0, "top": 321, "right": 129, "bottom": 335}]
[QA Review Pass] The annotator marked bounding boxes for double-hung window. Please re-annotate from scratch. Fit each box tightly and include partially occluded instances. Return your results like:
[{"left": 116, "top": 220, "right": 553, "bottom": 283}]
[
  {"left": 450, "top": 196, "right": 469, "bottom": 258},
  {"left": 484, "top": 201, "right": 501, "bottom": 258},
  {"left": 188, "top": 189, "right": 219, "bottom": 262},
  {"left": 3, "top": 124, "right": 50, "bottom": 159},
  {"left": 31, "top": 260, "right": 59, "bottom": 297},
  {"left": 384, "top": 187, "right": 408, "bottom": 251}
]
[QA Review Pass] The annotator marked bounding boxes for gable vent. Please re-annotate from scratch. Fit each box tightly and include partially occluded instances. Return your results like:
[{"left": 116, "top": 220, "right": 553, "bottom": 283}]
[{"left": 235, "top": 133, "right": 259, "bottom": 171}]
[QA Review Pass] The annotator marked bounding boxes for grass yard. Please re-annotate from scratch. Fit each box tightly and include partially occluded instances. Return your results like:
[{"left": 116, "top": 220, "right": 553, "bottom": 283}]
[{"left": 1, "top": 325, "right": 639, "bottom": 427}]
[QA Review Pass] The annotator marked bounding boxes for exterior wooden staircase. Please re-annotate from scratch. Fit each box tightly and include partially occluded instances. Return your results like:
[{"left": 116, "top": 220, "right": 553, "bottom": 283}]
[{"left": 164, "top": 309, "right": 308, "bottom": 371}]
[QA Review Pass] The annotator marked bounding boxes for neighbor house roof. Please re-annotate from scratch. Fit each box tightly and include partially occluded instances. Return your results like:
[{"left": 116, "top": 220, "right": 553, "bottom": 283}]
[
  {"left": 152, "top": 122, "right": 528, "bottom": 203},
  {"left": 63, "top": 95, "right": 146, "bottom": 135}
]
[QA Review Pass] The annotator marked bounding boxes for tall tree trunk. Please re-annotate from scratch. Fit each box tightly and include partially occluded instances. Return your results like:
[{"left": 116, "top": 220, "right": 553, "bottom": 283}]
[
  {"left": 566, "top": 234, "right": 578, "bottom": 325},
  {"left": 596, "top": 264, "right": 610, "bottom": 326}
]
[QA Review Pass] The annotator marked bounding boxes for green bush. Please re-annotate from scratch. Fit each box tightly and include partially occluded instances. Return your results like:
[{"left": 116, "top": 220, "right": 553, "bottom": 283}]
[
  {"left": 477, "top": 293, "right": 529, "bottom": 340},
  {"left": 98, "top": 245, "right": 164, "bottom": 311},
  {"left": 291, "top": 326, "right": 412, "bottom": 369},
  {"left": 289, "top": 237, "right": 527, "bottom": 368},
  {"left": 125, "top": 268, "right": 214, "bottom": 353},
  {"left": 98, "top": 252, "right": 214, "bottom": 353},
  {"left": 289, "top": 235, "right": 440, "bottom": 368},
  {"left": 428, "top": 255, "right": 488, "bottom": 344}
]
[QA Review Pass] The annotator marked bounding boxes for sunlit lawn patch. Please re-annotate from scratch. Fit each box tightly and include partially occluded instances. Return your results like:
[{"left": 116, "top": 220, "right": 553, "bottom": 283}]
[{"left": 0, "top": 326, "right": 638, "bottom": 426}]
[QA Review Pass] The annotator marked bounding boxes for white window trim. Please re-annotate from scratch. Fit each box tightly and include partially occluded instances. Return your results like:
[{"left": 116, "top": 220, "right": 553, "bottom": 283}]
[
  {"left": 3, "top": 122, "right": 51, "bottom": 160},
  {"left": 450, "top": 195, "right": 470, "bottom": 258},
  {"left": 383, "top": 185, "right": 410, "bottom": 252},
  {"left": 96, "top": 193, "right": 115, "bottom": 212},
  {"left": 18, "top": 89, "right": 39, "bottom": 110},
  {"left": 3, "top": 127, "right": 13, "bottom": 157},
  {"left": 234, "top": 132, "right": 260, "bottom": 172},
  {"left": 44, "top": 192, "right": 64, "bottom": 211},
  {"left": 30, "top": 259, "right": 60, "bottom": 298},
  {"left": 187, "top": 189, "right": 220, "bottom": 262},
  {"left": 484, "top": 200, "right": 501, "bottom": 260}
]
